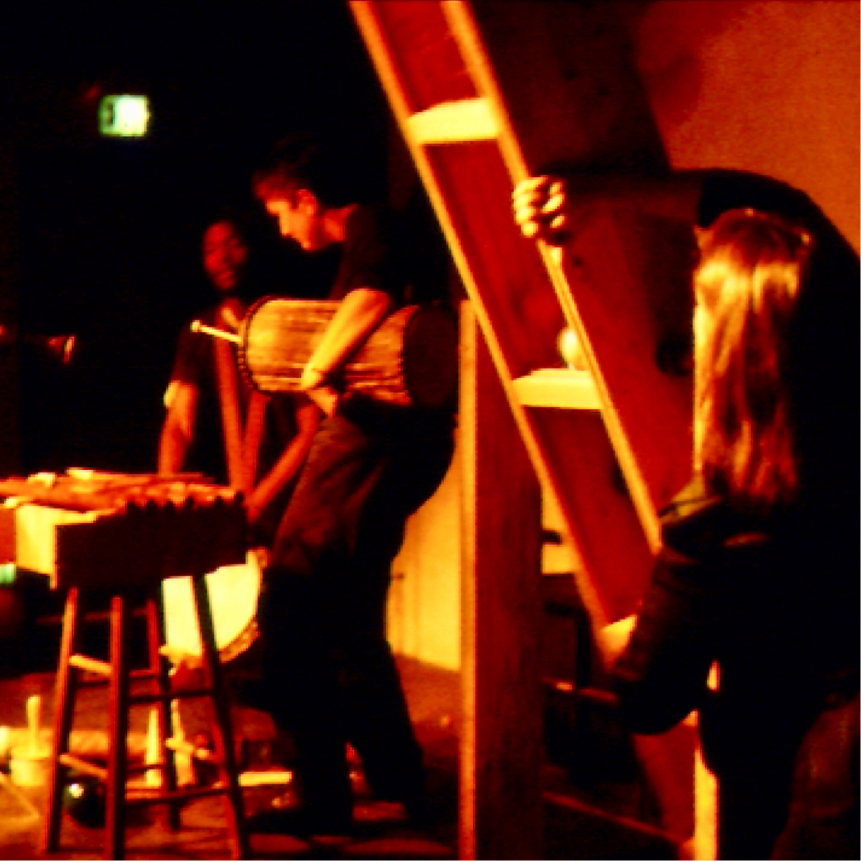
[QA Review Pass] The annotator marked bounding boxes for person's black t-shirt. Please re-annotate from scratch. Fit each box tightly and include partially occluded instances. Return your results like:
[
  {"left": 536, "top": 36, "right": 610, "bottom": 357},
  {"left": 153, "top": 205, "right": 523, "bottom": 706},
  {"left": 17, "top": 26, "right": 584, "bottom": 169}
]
[{"left": 328, "top": 205, "right": 411, "bottom": 305}]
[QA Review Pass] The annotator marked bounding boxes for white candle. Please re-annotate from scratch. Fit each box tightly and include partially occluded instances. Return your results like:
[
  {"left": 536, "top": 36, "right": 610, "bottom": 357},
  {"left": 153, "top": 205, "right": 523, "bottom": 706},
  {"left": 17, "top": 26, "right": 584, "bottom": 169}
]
[{"left": 26, "top": 694, "right": 41, "bottom": 754}]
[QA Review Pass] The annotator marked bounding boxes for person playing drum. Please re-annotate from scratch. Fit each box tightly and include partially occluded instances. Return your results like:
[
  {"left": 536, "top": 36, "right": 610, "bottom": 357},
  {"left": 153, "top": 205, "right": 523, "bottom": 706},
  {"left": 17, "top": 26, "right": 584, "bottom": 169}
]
[
  {"left": 158, "top": 210, "right": 321, "bottom": 546},
  {"left": 248, "top": 134, "right": 455, "bottom": 838}
]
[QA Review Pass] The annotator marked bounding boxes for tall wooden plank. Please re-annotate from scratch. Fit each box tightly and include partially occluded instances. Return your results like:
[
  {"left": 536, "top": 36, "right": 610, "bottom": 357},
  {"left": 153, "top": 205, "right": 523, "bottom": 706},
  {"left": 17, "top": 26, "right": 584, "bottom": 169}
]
[
  {"left": 420, "top": 140, "right": 657, "bottom": 622},
  {"left": 559, "top": 207, "right": 695, "bottom": 518},
  {"left": 349, "top": 0, "right": 706, "bottom": 851},
  {"left": 350, "top": 0, "right": 654, "bottom": 628},
  {"left": 363, "top": 1, "right": 477, "bottom": 112},
  {"left": 446, "top": 0, "right": 695, "bottom": 542},
  {"left": 464, "top": 0, "right": 668, "bottom": 174},
  {"left": 460, "top": 303, "right": 544, "bottom": 860}
]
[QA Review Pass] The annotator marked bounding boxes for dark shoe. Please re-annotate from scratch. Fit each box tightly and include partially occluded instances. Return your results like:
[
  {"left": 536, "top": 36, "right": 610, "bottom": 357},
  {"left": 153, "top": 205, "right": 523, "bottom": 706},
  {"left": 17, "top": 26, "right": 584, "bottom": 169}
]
[
  {"left": 377, "top": 779, "right": 432, "bottom": 827},
  {"left": 360, "top": 790, "right": 434, "bottom": 829},
  {"left": 247, "top": 806, "right": 353, "bottom": 841}
]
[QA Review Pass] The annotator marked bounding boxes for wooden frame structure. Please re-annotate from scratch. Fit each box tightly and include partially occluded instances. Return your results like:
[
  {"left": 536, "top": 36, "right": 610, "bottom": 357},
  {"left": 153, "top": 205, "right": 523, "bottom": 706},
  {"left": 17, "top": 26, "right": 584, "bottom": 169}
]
[{"left": 350, "top": 2, "right": 713, "bottom": 857}]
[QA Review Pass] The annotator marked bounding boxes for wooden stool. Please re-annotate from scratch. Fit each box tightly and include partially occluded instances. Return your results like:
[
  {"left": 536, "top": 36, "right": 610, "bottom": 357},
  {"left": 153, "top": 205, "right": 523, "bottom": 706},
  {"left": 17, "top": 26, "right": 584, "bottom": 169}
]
[{"left": 41, "top": 576, "right": 249, "bottom": 861}]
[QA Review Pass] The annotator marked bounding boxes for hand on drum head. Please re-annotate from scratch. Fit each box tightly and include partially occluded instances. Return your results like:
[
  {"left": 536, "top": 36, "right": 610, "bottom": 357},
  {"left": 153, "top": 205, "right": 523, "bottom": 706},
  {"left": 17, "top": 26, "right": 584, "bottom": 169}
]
[
  {"left": 299, "top": 365, "right": 342, "bottom": 417},
  {"left": 300, "top": 380, "right": 341, "bottom": 418}
]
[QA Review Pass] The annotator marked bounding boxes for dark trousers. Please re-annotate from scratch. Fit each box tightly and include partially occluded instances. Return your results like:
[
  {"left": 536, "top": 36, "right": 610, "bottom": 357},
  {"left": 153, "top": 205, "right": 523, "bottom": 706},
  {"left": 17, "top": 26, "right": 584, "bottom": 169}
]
[{"left": 257, "top": 403, "right": 453, "bottom": 823}]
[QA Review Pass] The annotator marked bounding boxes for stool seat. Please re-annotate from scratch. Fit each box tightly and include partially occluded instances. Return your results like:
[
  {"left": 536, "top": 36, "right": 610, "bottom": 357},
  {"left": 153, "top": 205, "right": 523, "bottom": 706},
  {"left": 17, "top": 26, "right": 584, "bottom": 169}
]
[{"left": 41, "top": 577, "right": 249, "bottom": 860}]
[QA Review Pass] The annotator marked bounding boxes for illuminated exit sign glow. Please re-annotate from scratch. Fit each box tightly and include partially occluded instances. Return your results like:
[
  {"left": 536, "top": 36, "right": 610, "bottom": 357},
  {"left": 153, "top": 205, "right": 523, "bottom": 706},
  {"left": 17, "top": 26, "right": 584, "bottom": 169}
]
[{"left": 99, "top": 95, "right": 150, "bottom": 137}]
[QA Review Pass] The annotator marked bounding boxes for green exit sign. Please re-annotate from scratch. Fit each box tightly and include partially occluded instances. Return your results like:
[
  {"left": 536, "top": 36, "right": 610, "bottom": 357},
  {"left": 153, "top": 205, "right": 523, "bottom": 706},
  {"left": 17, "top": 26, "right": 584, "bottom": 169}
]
[{"left": 99, "top": 95, "right": 150, "bottom": 137}]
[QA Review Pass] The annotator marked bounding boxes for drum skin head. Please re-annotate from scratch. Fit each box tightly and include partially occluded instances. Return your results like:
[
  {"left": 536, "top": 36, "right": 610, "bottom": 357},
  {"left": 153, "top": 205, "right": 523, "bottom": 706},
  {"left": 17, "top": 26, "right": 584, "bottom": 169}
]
[{"left": 162, "top": 553, "right": 261, "bottom": 663}]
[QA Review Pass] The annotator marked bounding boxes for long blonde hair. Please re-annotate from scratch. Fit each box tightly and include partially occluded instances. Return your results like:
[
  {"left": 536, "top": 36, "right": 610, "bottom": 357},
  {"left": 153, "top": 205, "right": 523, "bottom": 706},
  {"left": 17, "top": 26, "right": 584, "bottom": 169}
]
[{"left": 693, "top": 208, "right": 812, "bottom": 512}]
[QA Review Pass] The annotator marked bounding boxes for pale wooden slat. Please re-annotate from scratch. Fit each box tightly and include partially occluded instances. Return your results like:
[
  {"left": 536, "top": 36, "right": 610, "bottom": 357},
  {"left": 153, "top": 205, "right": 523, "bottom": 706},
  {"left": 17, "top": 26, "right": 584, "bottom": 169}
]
[
  {"left": 406, "top": 97, "right": 498, "bottom": 144},
  {"left": 69, "top": 654, "right": 111, "bottom": 676},
  {"left": 512, "top": 369, "right": 601, "bottom": 410},
  {"left": 58, "top": 753, "right": 107, "bottom": 781}
]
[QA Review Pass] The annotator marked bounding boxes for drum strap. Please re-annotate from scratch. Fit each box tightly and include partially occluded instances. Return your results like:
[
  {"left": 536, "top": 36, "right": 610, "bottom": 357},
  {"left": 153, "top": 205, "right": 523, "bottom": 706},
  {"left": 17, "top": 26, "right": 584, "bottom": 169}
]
[
  {"left": 214, "top": 309, "right": 247, "bottom": 492},
  {"left": 213, "top": 307, "right": 270, "bottom": 495},
  {"left": 242, "top": 391, "right": 268, "bottom": 493}
]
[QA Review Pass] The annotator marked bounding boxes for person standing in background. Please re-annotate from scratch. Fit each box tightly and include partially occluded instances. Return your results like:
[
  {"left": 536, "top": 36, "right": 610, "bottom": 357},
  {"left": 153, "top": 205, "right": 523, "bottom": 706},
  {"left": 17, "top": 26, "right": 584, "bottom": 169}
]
[{"left": 159, "top": 210, "right": 320, "bottom": 546}]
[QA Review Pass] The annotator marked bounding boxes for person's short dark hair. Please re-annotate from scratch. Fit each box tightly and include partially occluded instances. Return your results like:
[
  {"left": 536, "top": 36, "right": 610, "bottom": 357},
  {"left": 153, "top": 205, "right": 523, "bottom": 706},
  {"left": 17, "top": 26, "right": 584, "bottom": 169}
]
[
  {"left": 198, "top": 204, "right": 269, "bottom": 303},
  {"left": 252, "top": 132, "right": 348, "bottom": 208},
  {"left": 202, "top": 204, "right": 252, "bottom": 242}
]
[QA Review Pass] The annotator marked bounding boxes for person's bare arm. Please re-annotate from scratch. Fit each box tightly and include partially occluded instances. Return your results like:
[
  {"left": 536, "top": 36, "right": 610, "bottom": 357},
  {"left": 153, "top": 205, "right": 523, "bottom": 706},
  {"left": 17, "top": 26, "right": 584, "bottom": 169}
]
[
  {"left": 299, "top": 287, "right": 394, "bottom": 416},
  {"left": 245, "top": 397, "right": 321, "bottom": 528},
  {"left": 158, "top": 381, "right": 198, "bottom": 474}
]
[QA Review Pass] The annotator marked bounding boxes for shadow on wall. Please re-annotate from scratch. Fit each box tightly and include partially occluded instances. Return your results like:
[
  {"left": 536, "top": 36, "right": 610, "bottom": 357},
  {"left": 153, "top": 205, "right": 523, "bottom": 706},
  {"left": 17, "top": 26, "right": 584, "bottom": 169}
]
[{"left": 624, "top": 0, "right": 744, "bottom": 128}]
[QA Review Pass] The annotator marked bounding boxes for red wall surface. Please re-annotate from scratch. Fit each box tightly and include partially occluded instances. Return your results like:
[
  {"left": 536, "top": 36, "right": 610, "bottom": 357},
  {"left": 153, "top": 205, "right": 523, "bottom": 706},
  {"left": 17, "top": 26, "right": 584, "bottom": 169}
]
[{"left": 630, "top": 0, "right": 859, "bottom": 250}]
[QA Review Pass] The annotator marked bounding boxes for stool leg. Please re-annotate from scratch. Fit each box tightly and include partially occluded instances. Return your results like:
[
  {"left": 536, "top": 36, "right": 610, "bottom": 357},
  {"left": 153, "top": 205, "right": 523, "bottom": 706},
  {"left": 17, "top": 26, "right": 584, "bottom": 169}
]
[
  {"left": 41, "top": 588, "right": 86, "bottom": 853},
  {"left": 145, "top": 594, "right": 181, "bottom": 830},
  {"left": 192, "top": 574, "right": 249, "bottom": 861},
  {"left": 105, "top": 594, "right": 131, "bottom": 861}
]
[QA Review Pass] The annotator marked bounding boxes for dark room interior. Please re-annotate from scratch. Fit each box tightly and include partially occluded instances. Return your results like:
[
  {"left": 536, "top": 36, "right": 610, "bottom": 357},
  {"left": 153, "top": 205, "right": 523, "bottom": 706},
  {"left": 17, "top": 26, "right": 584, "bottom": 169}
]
[
  {"left": 4, "top": 0, "right": 391, "bottom": 477},
  {"left": 0, "top": 2, "right": 857, "bottom": 860}
]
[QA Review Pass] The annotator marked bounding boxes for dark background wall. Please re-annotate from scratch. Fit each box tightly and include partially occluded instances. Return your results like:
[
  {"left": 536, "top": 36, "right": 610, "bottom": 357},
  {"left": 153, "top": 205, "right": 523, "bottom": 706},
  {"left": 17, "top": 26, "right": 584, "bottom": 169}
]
[
  {"left": 0, "top": 1, "right": 390, "bottom": 475},
  {"left": 0, "top": 1, "right": 855, "bottom": 485}
]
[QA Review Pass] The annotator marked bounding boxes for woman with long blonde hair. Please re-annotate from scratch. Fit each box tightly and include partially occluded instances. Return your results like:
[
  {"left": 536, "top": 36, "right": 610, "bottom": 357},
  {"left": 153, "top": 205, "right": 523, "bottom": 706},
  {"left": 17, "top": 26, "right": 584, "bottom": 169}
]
[
  {"left": 612, "top": 209, "right": 857, "bottom": 859},
  {"left": 692, "top": 208, "right": 809, "bottom": 513},
  {"left": 514, "top": 168, "right": 859, "bottom": 858}
]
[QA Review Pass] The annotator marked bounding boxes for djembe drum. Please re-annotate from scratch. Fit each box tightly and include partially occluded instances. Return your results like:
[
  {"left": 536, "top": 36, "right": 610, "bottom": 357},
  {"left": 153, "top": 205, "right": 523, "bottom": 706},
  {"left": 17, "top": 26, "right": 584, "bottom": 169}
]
[{"left": 194, "top": 298, "right": 458, "bottom": 410}]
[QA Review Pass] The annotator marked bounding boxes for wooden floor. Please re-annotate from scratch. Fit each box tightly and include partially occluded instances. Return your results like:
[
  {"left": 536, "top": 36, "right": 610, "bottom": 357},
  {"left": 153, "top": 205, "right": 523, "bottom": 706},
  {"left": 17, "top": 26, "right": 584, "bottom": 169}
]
[
  {"left": 0, "top": 653, "right": 460, "bottom": 861},
  {"left": 0, "top": 614, "right": 676, "bottom": 860}
]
